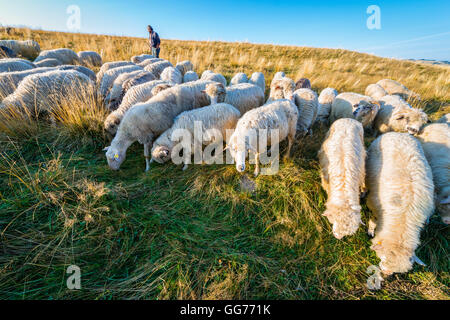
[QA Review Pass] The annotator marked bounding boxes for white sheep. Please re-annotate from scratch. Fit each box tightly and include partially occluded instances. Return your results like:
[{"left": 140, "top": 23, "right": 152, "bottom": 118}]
[
  {"left": 57, "top": 65, "right": 96, "bottom": 82},
  {"left": 318, "top": 118, "right": 365, "bottom": 239},
  {"left": 365, "top": 83, "right": 388, "bottom": 100},
  {"left": 151, "top": 103, "right": 241, "bottom": 170},
  {"left": 183, "top": 70, "right": 199, "bottom": 83},
  {"left": 330, "top": 92, "right": 381, "bottom": 129},
  {"left": 138, "top": 58, "right": 164, "bottom": 67},
  {"left": 377, "top": 79, "right": 421, "bottom": 101},
  {"left": 436, "top": 113, "right": 449, "bottom": 124},
  {"left": 0, "top": 40, "right": 40, "bottom": 59},
  {"left": 366, "top": 132, "right": 434, "bottom": 275},
  {"left": 379, "top": 94, "right": 412, "bottom": 109},
  {"left": 175, "top": 60, "right": 194, "bottom": 76},
  {"left": 160, "top": 66, "right": 183, "bottom": 85},
  {"left": 131, "top": 54, "right": 154, "bottom": 64},
  {"left": 0, "top": 59, "right": 35, "bottom": 73},
  {"left": 204, "top": 82, "right": 265, "bottom": 115},
  {"left": 144, "top": 60, "right": 173, "bottom": 78},
  {"left": 103, "top": 80, "right": 218, "bottom": 171},
  {"left": 104, "top": 79, "right": 171, "bottom": 137},
  {"left": 267, "top": 76, "right": 295, "bottom": 103},
  {"left": 248, "top": 72, "right": 265, "bottom": 93},
  {"left": 34, "top": 48, "right": 81, "bottom": 65},
  {"left": 96, "top": 61, "right": 136, "bottom": 84},
  {"left": 34, "top": 58, "right": 62, "bottom": 68},
  {"left": 78, "top": 51, "right": 102, "bottom": 67},
  {"left": 270, "top": 71, "right": 285, "bottom": 86},
  {"left": 0, "top": 67, "right": 54, "bottom": 98},
  {"left": 105, "top": 70, "right": 148, "bottom": 108},
  {"left": 316, "top": 87, "right": 338, "bottom": 124},
  {"left": 293, "top": 88, "right": 319, "bottom": 135},
  {"left": 99, "top": 64, "right": 143, "bottom": 97},
  {"left": 373, "top": 101, "right": 428, "bottom": 136},
  {"left": 230, "top": 72, "right": 248, "bottom": 86},
  {"left": 0, "top": 70, "right": 95, "bottom": 117},
  {"left": 200, "top": 71, "right": 227, "bottom": 87},
  {"left": 417, "top": 123, "right": 450, "bottom": 224},
  {"left": 227, "top": 99, "right": 298, "bottom": 176}
]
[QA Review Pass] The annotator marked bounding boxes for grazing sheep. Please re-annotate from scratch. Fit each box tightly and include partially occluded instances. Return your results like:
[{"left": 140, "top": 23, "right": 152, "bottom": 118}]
[
  {"left": 379, "top": 94, "right": 412, "bottom": 110},
  {"left": 144, "top": 60, "right": 173, "bottom": 78},
  {"left": 316, "top": 88, "right": 338, "bottom": 124},
  {"left": 248, "top": 72, "right": 265, "bottom": 93},
  {"left": 138, "top": 58, "right": 164, "bottom": 68},
  {"left": 318, "top": 118, "right": 365, "bottom": 239},
  {"left": 295, "top": 78, "right": 311, "bottom": 90},
  {"left": 205, "top": 82, "right": 265, "bottom": 115},
  {"left": 160, "top": 66, "right": 183, "bottom": 84},
  {"left": 175, "top": 60, "right": 194, "bottom": 76},
  {"left": 373, "top": 102, "right": 428, "bottom": 136},
  {"left": 131, "top": 54, "right": 154, "bottom": 64},
  {"left": 227, "top": 99, "right": 298, "bottom": 176},
  {"left": 78, "top": 51, "right": 102, "bottom": 67},
  {"left": 96, "top": 61, "right": 135, "bottom": 84},
  {"left": 34, "top": 48, "right": 81, "bottom": 65},
  {"left": 0, "top": 45, "right": 16, "bottom": 58},
  {"left": 366, "top": 132, "right": 434, "bottom": 275},
  {"left": 0, "top": 59, "right": 35, "bottom": 73},
  {"left": 0, "top": 70, "right": 95, "bottom": 117},
  {"left": 200, "top": 71, "right": 227, "bottom": 87},
  {"left": 436, "top": 113, "right": 449, "bottom": 124},
  {"left": 267, "top": 77, "right": 295, "bottom": 102},
  {"left": 150, "top": 83, "right": 174, "bottom": 97},
  {"left": 293, "top": 88, "right": 319, "bottom": 135},
  {"left": 34, "top": 58, "right": 61, "bottom": 67},
  {"left": 230, "top": 72, "right": 248, "bottom": 86},
  {"left": 330, "top": 92, "right": 381, "bottom": 129},
  {"left": 57, "top": 65, "right": 96, "bottom": 82},
  {"left": 365, "top": 83, "right": 388, "bottom": 100},
  {"left": 151, "top": 103, "right": 241, "bottom": 170},
  {"left": 270, "top": 71, "right": 285, "bottom": 86},
  {"left": 0, "top": 67, "right": 54, "bottom": 98},
  {"left": 417, "top": 123, "right": 450, "bottom": 224},
  {"left": 103, "top": 80, "right": 217, "bottom": 171},
  {"left": 105, "top": 70, "right": 147, "bottom": 108},
  {"left": 104, "top": 80, "right": 171, "bottom": 137},
  {"left": 183, "top": 70, "right": 199, "bottom": 83},
  {"left": 377, "top": 79, "right": 421, "bottom": 101},
  {"left": 0, "top": 40, "right": 40, "bottom": 59},
  {"left": 99, "top": 64, "right": 143, "bottom": 97}
]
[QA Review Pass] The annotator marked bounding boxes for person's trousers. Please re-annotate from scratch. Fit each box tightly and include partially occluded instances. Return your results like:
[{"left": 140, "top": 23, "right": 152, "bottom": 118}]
[{"left": 151, "top": 47, "right": 160, "bottom": 58}]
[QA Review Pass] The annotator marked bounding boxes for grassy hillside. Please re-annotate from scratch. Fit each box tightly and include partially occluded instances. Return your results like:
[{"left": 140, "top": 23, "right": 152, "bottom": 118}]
[{"left": 0, "top": 28, "right": 448, "bottom": 300}]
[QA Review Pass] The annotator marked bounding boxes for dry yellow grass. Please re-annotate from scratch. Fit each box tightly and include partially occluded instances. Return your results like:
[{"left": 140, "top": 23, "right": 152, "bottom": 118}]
[{"left": 0, "top": 27, "right": 448, "bottom": 300}]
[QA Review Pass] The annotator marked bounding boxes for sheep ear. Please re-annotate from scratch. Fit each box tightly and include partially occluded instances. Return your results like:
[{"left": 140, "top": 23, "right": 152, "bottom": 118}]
[
  {"left": 322, "top": 211, "right": 331, "bottom": 217},
  {"left": 103, "top": 146, "right": 110, "bottom": 152},
  {"left": 201, "top": 90, "right": 206, "bottom": 94}
]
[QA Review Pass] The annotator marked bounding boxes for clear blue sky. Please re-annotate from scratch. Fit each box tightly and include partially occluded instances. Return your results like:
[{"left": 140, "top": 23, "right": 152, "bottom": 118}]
[{"left": 1, "top": 0, "right": 449, "bottom": 60}]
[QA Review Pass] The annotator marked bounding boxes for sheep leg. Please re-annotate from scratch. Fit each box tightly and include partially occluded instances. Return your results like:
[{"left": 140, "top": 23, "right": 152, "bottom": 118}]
[
  {"left": 144, "top": 143, "right": 152, "bottom": 172},
  {"left": 182, "top": 163, "right": 188, "bottom": 171},
  {"left": 284, "top": 133, "right": 294, "bottom": 160},
  {"left": 254, "top": 152, "right": 260, "bottom": 177}
]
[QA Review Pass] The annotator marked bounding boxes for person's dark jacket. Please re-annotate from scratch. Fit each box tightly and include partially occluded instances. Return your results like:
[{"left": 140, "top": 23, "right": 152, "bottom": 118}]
[{"left": 149, "top": 31, "right": 160, "bottom": 48}]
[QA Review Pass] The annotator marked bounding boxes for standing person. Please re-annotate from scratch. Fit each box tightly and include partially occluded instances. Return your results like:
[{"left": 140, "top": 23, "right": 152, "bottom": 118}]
[{"left": 147, "top": 25, "right": 161, "bottom": 58}]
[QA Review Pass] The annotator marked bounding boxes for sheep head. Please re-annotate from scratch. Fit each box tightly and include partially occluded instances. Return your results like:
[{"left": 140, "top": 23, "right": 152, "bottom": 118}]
[
  {"left": 390, "top": 106, "right": 428, "bottom": 135},
  {"left": 370, "top": 240, "right": 421, "bottom": 275},
  {"left": 104, "top": 145, "right": 126, "bottom": 171},
  {"left": 322, "top": 203, "right": 362, "bottom": 239},
  {"left": 104, "top": 112, "right": 121, "bottom": 137},
  {"left": 151, "top": 145, "right": 171, "bottom": 164},
  {"left": 353, "top": 100, "right": 380, "bottom": 128},
  {"left": 203, "top": 82, "right": 226, "bottom": 105}
]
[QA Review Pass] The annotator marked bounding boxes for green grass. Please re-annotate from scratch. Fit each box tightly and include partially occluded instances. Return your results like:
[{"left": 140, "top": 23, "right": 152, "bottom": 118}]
[{"left": 0, "top": 121, "right": 448, "bottom": 300}]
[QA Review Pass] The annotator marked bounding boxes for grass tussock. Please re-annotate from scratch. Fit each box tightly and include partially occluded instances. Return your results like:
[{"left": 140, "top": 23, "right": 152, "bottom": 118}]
[{"left": 0, "top": 28, "right": 448, "bottom": 300}]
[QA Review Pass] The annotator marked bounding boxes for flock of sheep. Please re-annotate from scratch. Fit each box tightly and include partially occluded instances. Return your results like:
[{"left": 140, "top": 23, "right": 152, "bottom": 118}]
[{"left": 0, "top": 39, "right": 449, "bottom": 283}]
